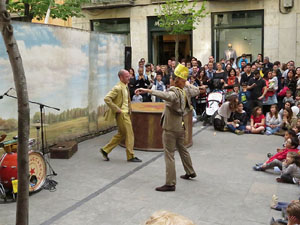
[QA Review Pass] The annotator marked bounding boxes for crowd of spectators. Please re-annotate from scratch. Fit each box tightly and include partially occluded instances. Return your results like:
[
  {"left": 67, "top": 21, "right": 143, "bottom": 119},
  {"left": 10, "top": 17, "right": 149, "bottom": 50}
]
[{"left": 128, "top": 55, "right": 300, "bottom": 224}]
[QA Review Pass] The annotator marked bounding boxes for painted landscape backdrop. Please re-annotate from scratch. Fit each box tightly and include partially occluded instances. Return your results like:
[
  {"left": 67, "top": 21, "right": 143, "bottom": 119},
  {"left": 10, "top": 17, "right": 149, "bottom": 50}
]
[{"left": 0, "top": 22, "right": 126, "bottom": 147}]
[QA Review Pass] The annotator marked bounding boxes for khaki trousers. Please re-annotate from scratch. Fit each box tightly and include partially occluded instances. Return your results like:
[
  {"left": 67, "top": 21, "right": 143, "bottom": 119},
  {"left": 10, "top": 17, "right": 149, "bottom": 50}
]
[
  {"left": 163, "top": 129, "right": 195, "bottom": 186},
  {"left": 103, "top": 113, "right": 134, "bottom": 160}
]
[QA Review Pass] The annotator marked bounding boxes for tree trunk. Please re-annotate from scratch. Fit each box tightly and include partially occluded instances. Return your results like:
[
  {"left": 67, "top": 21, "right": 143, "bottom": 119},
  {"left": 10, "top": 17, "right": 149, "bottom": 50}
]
[
  {"left": 175, "top": 34, "right": 179, "bottom": 64},
  {"left": 0, "top": 1, "right": 30, "bottom": 225}
]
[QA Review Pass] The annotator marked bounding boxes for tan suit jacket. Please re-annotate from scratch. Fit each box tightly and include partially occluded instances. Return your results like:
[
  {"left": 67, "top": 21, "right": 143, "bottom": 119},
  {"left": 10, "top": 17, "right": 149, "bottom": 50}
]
[
  {"left": 152, "top": 85, "right": 200, "bottom": 131},
  {"left": 104, "top": 82, "right": 131, "bottom": 122}
]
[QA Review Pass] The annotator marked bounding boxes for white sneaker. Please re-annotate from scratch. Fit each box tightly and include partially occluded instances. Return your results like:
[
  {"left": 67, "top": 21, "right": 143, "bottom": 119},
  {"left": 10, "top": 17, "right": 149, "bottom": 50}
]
[{"left": 270, "top": 194, "right": 278, "bottom": 209}]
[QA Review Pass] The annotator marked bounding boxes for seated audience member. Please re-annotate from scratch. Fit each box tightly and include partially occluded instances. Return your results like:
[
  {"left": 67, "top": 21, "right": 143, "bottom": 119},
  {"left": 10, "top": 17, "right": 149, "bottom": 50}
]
[
  {"left": 276, "top": 151, "right": 300, "bottom": 184},
  {"left": 226, "top": 102, "right": 247, "bottom": 135},
  {"left": 281, "top": 107, "right": 297, "bottom": 133},
  {"left": 144, "top": 210, "right": 195, "bottom": 225},
  {"left": 253, "top": 136, "right": 299, "bottom": 171},
  {"left": 213, "top": 95, "right": 239, "bottom": 131},
  {"left": 265, "top": 104, "right": 282, "bottom": 135},
  {"left": 151, "top": 72, "right": 165, "bottom": 102},
  {"left": 246, "top": 106, "right": 265, "bottom": 134},
  {"left": 286, "top": 201, "right": 300, "bottom": 225},
  {"left": 279, "top": 101, "right": 293, "bottom": 118}
]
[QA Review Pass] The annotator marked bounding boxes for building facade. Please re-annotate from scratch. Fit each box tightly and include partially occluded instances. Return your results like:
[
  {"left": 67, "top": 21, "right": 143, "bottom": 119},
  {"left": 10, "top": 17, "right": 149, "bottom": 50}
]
[{"left": 73, "top": 0, "right": 300, "bottom": 67}]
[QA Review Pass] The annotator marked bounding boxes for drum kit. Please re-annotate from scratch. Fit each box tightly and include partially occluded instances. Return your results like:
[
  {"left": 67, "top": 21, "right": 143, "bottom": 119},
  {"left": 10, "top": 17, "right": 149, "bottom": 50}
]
[
  {"left": 0, "top": 135, "right": 48, "bottom": 201},
  {"left": 0, "top": 88, "right": 60, "bottom": 202}
]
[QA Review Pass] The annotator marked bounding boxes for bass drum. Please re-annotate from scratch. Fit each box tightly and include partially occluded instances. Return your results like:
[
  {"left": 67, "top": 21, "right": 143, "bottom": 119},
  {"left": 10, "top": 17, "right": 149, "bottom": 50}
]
[{"left": 0, "top": 151, "right": 46, "bottom": 192}]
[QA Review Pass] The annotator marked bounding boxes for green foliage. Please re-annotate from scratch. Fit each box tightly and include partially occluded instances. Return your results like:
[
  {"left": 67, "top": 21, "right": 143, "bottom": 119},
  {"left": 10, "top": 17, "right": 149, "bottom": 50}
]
[
  {"left": 7, "top": 0, "right": 88, "bottom": 22},
  {"left": 154, "top": 0, "right": 208, "bottom": 35}
]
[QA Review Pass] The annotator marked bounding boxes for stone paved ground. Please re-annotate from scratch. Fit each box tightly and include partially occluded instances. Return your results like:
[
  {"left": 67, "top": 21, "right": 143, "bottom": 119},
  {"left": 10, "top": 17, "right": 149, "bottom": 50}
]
[{"left": 0, "top": 122, "right": 299, "bottom": 225}]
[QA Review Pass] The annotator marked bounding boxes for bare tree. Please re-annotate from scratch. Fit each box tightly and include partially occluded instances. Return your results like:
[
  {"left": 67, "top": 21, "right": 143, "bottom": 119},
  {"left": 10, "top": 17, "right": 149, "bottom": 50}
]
[{"left": 0, "top": 1, "right": 30, "bottom": 224}]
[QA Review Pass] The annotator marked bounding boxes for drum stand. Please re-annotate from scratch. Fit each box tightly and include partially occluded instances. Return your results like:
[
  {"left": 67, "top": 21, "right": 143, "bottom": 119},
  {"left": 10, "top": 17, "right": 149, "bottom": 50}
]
[{"left": 4, "top": 93, "right": 60, "bottom": 176}]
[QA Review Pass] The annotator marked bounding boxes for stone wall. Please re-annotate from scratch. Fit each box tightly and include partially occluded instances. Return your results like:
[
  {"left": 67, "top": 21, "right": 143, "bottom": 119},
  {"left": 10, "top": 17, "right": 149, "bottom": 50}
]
[{"left": 74, "top": 0, "right": 300, "bottom": 66}]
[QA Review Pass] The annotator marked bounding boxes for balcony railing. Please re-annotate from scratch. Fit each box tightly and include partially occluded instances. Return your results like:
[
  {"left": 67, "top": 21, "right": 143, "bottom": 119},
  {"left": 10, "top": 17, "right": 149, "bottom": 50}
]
[{"left": 82, "top": 0, "right": 135, "bottom": 10}]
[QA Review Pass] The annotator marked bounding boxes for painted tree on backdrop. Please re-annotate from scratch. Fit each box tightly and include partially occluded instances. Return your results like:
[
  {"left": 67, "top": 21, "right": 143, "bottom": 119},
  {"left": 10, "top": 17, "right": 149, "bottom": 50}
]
[
  {"left": 0, "top": 0, "right": 30, "bottom": 224},
  {"left": 8, "top": 0, "right": 88, "bottom": 22},
  {"left": 155, "top": 0, "right": 208, "bottom": 63}
]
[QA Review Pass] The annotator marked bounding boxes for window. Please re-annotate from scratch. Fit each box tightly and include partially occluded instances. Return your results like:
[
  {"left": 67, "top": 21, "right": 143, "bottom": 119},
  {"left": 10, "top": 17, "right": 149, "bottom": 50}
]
[{"left": 212, "top": 10, "right": 264, "bottom": 63}]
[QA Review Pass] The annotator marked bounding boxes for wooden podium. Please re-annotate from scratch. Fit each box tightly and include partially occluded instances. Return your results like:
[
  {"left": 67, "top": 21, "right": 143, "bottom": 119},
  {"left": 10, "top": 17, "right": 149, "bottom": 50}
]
[{"left": 121, "top": 102, "right": 193, "bottom": 151}]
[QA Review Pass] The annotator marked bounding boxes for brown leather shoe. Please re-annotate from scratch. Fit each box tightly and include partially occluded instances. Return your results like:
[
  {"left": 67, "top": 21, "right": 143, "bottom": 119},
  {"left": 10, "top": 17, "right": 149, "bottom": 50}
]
[
  {"left": 155, "top": 184, "right": 175, "bottom": 192},
  {"left": 180, "top": 173, "right": 197, "bottom": 180}
]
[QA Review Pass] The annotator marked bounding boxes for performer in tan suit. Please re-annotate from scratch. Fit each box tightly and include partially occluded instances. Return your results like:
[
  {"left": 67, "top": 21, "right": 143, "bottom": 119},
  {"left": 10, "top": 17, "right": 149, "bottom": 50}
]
[
  {"left": 100, "top": 69, "right": 142, "bottom": 163},
  {"left": 136, "top": 64, "right": 200, "bottom": 191}
]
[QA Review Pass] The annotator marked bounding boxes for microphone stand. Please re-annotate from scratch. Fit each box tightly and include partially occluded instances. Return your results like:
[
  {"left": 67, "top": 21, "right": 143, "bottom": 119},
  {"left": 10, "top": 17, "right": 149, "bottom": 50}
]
[{"left": 4, "top": 93, "right": 60, "bottom": 176}]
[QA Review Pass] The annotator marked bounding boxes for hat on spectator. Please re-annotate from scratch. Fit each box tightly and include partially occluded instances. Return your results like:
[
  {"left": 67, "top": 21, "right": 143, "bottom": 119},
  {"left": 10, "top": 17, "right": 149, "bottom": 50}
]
[{"left": 174, "top": 64, "right": 188, "bottom": 80}]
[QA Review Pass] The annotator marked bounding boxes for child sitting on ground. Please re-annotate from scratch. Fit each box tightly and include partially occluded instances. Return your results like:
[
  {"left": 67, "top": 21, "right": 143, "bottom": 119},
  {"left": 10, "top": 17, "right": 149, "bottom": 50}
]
[
  {"left": 286, "top": 201, "right": 300, "bottom": 225},
  {"left": 253, "top": 136, "right": 299, "bottom": 171},
  {"left": 227, "top": 102, "right": 247, "bottom": 135},
  {"left": 246, "top": 106, "right": 265, "bottom": 134},
  {"left": 266, "top": 104, "right": 282, "bottom": 135},
  {"left": 276, "top": 151, "right": 300, "bottom": 184}
]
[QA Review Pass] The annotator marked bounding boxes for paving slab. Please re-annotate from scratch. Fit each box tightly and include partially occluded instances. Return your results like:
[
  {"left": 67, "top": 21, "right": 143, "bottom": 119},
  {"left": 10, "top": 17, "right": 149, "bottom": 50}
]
[{"left": 0, "top": 122, "right": 299, "bottom": 225}]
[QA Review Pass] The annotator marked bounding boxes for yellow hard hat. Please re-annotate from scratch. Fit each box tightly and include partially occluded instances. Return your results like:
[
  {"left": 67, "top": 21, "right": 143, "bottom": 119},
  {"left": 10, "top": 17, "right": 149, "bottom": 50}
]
[{"left": 174, "top": 64, "right": 189, "bottom": 80}]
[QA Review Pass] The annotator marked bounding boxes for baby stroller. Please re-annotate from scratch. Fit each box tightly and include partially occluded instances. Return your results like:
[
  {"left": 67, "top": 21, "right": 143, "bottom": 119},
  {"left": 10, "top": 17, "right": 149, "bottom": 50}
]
[{"left": 202, "top": 90, "right": 225, "bottom": 126}]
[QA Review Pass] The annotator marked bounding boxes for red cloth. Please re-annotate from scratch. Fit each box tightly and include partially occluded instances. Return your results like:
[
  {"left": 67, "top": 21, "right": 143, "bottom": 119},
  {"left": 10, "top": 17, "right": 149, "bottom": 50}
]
[
  {"left": 226, "top": 76, "right": 236, "bottom": 92},
  {"left": 264, "top": 79, "right": 275, "bottom": 100},
  {"left": 278, "top": 86, "right": 290, "bottom": 97},
  {"left": 266, "top": 148, "right": 299, "bottom": 164},
  {"left": 251, "top": 114, "right": 265, "bottom": 127}
]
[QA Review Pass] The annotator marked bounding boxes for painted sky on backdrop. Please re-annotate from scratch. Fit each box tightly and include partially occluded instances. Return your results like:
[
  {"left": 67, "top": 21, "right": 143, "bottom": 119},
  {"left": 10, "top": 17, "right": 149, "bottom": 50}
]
[{"left": 0, "top": 22, "right": 125, "bottom": 119}]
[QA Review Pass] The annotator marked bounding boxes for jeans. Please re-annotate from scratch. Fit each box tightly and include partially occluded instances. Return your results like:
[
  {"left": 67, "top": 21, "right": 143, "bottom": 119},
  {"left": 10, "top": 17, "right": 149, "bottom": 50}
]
[
  {"left": 265, "top": 159, "right": 282, "bottom": 170},
  {"left": 265, "top": 126, "right": 280, "bottom": 135},
  {"left": 227, "top": 124, "right": 246, "bottom": 132}
]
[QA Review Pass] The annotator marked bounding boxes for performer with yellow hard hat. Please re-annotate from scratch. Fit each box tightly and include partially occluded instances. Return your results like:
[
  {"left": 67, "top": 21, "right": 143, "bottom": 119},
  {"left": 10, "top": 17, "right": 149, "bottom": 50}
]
[{"left": 136, "top": 64, "right": 200, "bottom": 192}]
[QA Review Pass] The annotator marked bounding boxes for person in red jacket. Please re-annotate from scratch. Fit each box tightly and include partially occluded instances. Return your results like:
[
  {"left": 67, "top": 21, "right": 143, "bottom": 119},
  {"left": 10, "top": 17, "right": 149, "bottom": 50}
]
[{"left": 253, "top": 136, "right": 299, "bottom": 171}]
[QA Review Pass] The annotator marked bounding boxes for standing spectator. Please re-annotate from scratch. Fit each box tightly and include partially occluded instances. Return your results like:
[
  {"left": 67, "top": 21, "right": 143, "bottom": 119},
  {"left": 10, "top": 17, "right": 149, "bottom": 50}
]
[
  {"left": 247, "top": 70, "right": 267, "bottom": 111},
  {"left": 168, "top": 60, "right": 176, "bottom": 77},
  {"left": 135, "top": 67, "right": 150, "bottom": 102},
  {"left": 151, "top": 72, "right": 165, "bottom": 102},
  {"left": 284, "top": 69, "right": 297, "bottom": 96},
  {"left": 210, "top": 62, "right": 227, "bottom": 90},
  {"left": 263, "top": 56, "right": 273, "bottom": 70},
  {"left": 128, "top": 68, "right": 136, "bottom": 100},
  {"left": 273, "top": 62, "right": 282, "bottom": 91},
  {"left": 240, "top": 63, "right": 253, "bottom": 85},
  {"left": 206, "top": 62, "right": 215, "bottom": 80},
  {"left": 238, "top": 54, "right": 248, "bottom": 68},
  {"left": 283, "top": 90, "right": 295, "bottom": 105},
  {"left": 252, "top": 53, "right": 263, "bottom": 64},
  {"left": 208, "top": 55, "right": 217, "bottom": 70},
  {"left": 224, "top": 63, "right": 232, "bottom": 77},
  {"left": 239, "top": 83, "right": 251, "bottom": 119},
  {"left": 189, "top": 65, "right": 199, "bottom": 78},
  {"left": 282, "top": 61, "right": 295, "bottom": 80},
  {"left": 145, "top": 63, "right": 156, "bottom": 85},
  {"left": 224, "top": 68, "right": 238, "bottom": 94},
  {"left": 160, "top": 65, "right": 170, "bottom": 87},
  {"left": 263, "top": 70, "right": 278, "bottom": 113},
  {"left": 132, "top": 92, "right": 143, "bottom": 103}
]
